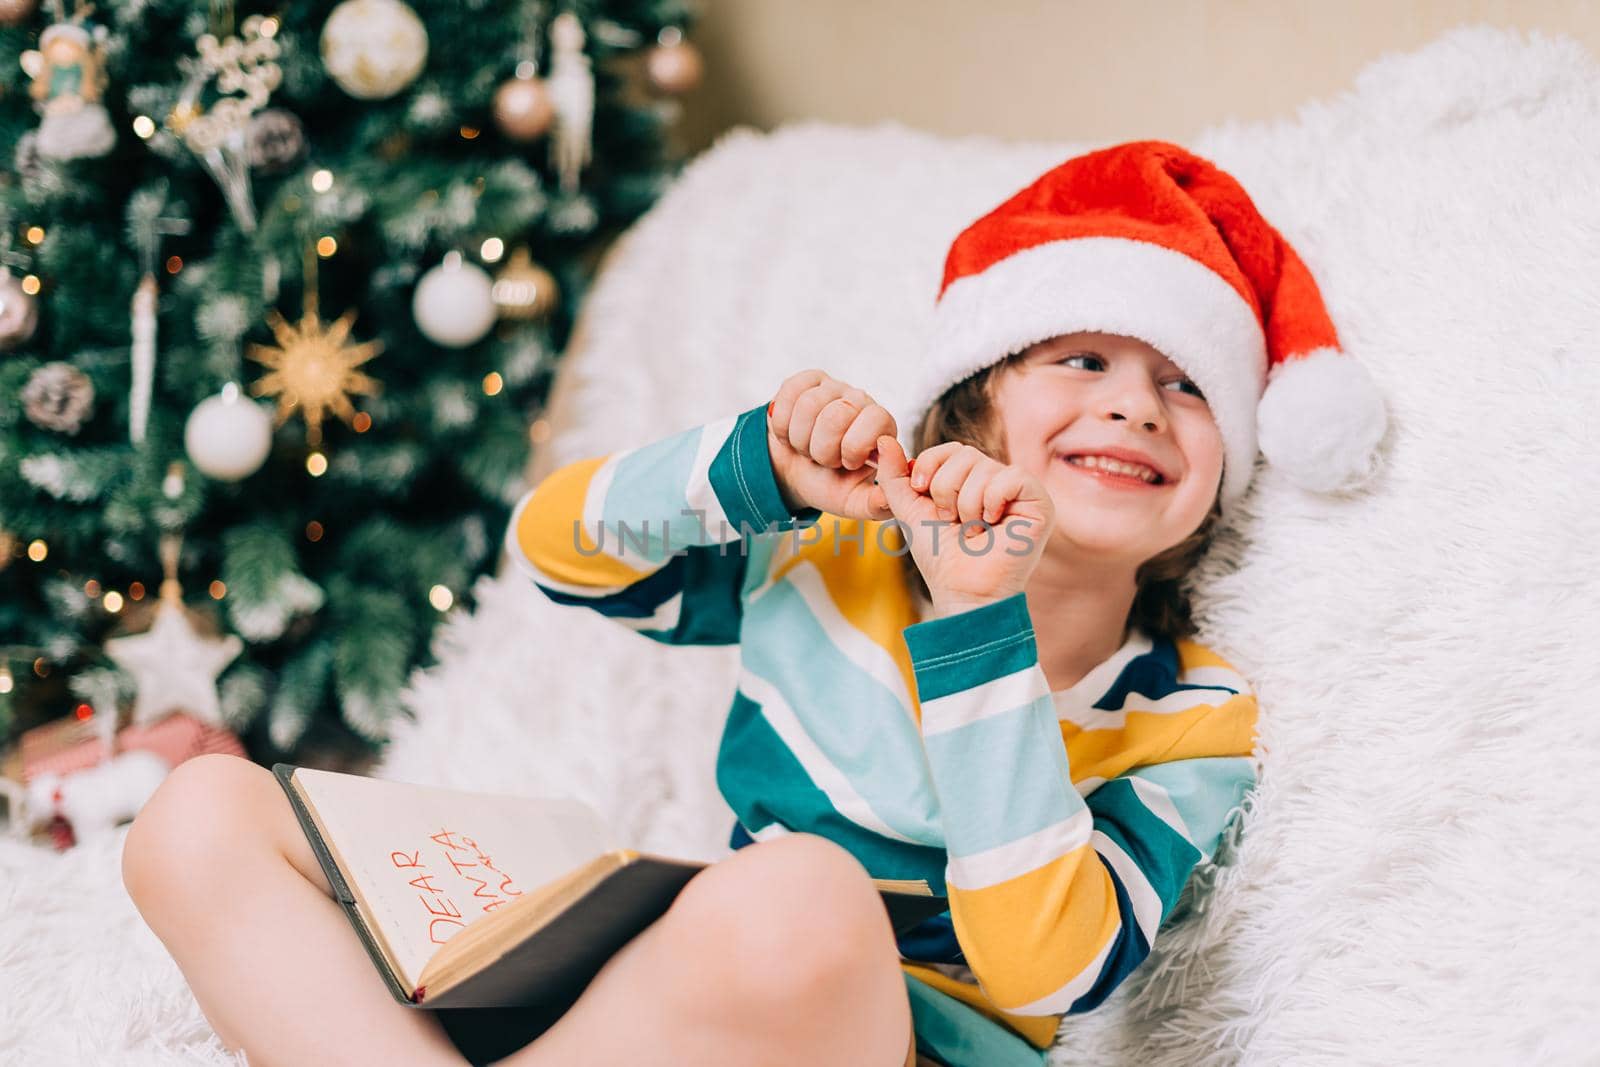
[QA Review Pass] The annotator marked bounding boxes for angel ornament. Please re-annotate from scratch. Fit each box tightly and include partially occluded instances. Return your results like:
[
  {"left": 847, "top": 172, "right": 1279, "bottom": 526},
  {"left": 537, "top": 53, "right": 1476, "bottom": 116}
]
[
  {"left": 545, "top": 11, "right": 598, "bottom": 232},
  {"left": 20, "top": 6, "right": 116, "bottom": 161}
]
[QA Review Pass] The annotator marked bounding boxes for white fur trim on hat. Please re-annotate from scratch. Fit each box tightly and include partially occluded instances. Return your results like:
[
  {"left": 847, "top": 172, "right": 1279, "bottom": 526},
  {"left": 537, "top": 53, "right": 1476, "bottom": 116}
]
[
  {"left": 905, "top": 236, "right": 1268, "bottom": 507},
  {"left": 1256, "top": 346, "right": 1388, "bottom": 494}
]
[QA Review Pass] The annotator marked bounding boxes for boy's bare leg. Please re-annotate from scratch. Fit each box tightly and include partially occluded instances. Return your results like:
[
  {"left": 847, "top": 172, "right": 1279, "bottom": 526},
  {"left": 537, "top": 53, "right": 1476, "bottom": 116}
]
[
  {"left": 122, "top": 754, "right": 469, "bottom": 1067},
  {"left": 490, "top": 829, "right": 915, "bottom": 1067},
  {"left": 125, "top": 754, "right": 915, "bottom": 1067}
]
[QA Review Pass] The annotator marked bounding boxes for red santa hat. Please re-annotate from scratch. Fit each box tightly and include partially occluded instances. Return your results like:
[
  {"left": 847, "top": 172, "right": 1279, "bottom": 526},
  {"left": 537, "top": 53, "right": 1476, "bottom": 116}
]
[{"left": 900, "top": 139, "right": 1388, "bottom": 511}]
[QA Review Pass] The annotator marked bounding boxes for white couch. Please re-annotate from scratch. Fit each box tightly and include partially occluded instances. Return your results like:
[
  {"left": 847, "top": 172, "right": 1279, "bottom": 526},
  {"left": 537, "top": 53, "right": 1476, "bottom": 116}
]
[{"left": 3, "top": 23, "right": 1598, "bottom": 1065}]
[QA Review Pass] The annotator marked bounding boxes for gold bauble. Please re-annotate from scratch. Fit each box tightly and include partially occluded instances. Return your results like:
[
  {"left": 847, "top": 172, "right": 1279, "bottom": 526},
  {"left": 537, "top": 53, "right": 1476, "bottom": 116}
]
[
  {"left": 492, "top": 75, "right": 555, "bottom": 142},
  {"left": 645, "top": 39, "right": 703, "bottom": 95},
  {"left": 491, "top": 247, "right": 559, "bottom": 321}
]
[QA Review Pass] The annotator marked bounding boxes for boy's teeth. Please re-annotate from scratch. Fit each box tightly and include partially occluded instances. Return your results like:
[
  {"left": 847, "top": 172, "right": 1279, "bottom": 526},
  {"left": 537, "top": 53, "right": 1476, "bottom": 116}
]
[{"left": 1066, "top": 455, "right": 1160, "bottom": 483}]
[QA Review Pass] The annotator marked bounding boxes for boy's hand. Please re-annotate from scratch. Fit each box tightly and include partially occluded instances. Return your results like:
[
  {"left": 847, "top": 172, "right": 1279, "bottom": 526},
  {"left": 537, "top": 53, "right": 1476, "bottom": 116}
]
[
  {"left": 873, "top": 436, "right": 1055, "bottom": 618},
  {"left": 766, "top": 370, "right": 897, "bottom": 522}
]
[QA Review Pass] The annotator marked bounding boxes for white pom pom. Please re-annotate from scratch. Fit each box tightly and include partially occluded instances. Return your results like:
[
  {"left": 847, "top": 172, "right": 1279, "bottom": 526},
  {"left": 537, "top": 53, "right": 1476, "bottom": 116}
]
[{"left": 1256, "top": 348, "right": 1388, "bottom": 494}]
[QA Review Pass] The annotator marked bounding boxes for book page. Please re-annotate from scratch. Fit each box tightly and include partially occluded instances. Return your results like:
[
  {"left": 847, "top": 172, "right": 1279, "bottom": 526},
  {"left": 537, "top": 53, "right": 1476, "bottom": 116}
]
[{"left": 293, "top": 768, "right": 615, "bottom": 992}]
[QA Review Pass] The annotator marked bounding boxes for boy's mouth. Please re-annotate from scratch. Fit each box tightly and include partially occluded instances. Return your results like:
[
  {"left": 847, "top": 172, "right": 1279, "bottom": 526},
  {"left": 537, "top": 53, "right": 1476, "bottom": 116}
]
[{"left": 1060, "top": 454, "right": 1168, "bottom": 486}]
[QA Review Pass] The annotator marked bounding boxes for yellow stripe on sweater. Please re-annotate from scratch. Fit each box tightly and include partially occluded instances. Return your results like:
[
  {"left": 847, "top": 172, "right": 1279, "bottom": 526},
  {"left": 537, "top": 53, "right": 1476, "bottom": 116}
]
[
  {"left": 514, "top": 456, "right": 656, "bottom": 589},
  {"left": 900, "top": 962, "right": 1062, "bottom": 1050},
  {"left": 947, "top": 842, "right": 1119, "bottom": 1012},
  {"left": 1175, "top": 638, "right": 1246, "bottom": 673},
  {"left": 1062, "top": 691, "right": 1258, "bottom": 783}
]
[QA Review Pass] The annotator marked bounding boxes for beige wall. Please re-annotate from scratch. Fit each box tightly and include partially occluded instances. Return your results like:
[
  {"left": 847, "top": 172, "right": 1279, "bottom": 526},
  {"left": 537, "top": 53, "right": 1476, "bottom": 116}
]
[{"left": 672, "top": 0, "right": 1600, "bottom": 154}]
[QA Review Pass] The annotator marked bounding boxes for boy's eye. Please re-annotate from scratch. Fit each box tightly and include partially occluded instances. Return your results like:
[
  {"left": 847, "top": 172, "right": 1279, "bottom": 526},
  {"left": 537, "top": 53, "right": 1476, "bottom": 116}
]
[{"left": 1057, "top": 352, "right": 1206, "bottom": 399}]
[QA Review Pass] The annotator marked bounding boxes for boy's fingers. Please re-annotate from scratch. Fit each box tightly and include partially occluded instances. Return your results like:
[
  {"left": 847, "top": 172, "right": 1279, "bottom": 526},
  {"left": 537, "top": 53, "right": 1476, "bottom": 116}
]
[
  {"left": 770, "top": 369, "right": 827, "bottom": 434},
  {"left": 907, "top": 440, "right": 962, "bottom": 489},
  {"left": 958, "top": 470, "right": 994, "bottom": 526},
  {"left": 875, "top": 435, "right": 908, "bottom": 479},
  {"left": 810, "top": 396, "right": 859, "bottom": 466},
  {"left": 787, "top": 386, "right": 831, "bottom": 455},
  {"left": 874, "top": 436, "right": 928, "bottom": 517},
  {"left": 926, "top": 448, "right": 982, "bottom": 516},
  {"left": 842, "top": 404, "right": 895, "bottom": 469},
  {"left": 983, "top": 473, "right": 1018, "bottom": 523}
]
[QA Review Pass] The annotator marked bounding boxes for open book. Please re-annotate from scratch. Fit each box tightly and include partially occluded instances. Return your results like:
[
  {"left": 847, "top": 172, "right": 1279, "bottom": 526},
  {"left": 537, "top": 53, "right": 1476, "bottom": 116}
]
[{"left": 272, "top": 764, "right": 951, "bottom": 1013}]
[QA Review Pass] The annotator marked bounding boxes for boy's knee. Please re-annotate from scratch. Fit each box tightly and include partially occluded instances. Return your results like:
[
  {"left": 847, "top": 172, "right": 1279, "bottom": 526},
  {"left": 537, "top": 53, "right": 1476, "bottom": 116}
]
[
  {"left": 122, "top": 754, "right": 265, "bottom": 903},
  {"left": 667, "top": 833, "right": 898, "bottom": 1011}
]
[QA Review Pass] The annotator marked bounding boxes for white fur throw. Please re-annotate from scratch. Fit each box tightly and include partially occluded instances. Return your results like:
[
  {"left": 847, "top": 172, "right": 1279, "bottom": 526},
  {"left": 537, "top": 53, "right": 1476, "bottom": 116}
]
[{"left": 4, "top": 24, "right": 1599, "bottom": 1065}]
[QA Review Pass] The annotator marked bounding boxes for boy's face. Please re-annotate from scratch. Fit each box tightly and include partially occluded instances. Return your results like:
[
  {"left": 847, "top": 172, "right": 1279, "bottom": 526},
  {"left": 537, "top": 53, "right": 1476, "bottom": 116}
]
[{"left": 992, "top": 330, "right": 1224, "bottom": 568}]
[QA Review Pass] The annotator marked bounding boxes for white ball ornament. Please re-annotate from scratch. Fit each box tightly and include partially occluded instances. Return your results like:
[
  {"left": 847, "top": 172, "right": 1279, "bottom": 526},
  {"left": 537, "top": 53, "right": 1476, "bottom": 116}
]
[
  {"left": 321, "top": 0, "right": 428, "bottom": 101},
  {"left": 185, "top": 383, "right": 274, "bottom": 481},
  {"left": 413, "top": 251, "right": 497, "bottom": 348}
]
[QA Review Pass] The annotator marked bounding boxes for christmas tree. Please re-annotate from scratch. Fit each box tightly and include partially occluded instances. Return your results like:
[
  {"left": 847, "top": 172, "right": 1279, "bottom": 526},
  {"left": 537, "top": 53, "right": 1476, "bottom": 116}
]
[{"left": 0, "top": 0, "right": 703, "bottom": 760}]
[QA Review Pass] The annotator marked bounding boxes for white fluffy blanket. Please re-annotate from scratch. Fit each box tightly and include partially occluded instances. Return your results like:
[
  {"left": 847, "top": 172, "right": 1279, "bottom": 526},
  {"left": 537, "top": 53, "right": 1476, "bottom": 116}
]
[{"left": 5, "top": 24, "right": 1600, "bottom": 1066}]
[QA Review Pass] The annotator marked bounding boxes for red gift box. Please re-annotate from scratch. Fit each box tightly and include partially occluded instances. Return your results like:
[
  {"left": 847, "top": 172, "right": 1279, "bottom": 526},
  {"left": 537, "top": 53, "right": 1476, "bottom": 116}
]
[{"left": 19, "top": 711, "right": 245, "bottom": 783}]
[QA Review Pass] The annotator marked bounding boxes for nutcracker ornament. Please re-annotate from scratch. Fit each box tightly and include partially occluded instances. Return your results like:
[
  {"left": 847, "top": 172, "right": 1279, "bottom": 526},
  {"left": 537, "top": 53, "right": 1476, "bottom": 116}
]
[
  {"left": 19, "top": 4, "right": 115, "bottom": 161},
  {"left": 546, "top": 12, "right": 593, "bottom": 198}
]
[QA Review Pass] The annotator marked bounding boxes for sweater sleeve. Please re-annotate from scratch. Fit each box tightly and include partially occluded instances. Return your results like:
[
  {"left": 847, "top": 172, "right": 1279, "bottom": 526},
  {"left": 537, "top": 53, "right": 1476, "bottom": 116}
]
[
  {"left": 505, "top": 401, "right": 823, "bottom": 645},
  {"left": 901, "top": 592, "right": 1258, "bottom": 1016}
]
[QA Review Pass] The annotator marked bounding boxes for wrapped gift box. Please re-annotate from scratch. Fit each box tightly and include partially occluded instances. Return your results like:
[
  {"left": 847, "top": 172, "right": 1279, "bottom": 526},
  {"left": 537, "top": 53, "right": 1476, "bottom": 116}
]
[{"left": 18, "top": 711, "right": 245, "bottom": 784}]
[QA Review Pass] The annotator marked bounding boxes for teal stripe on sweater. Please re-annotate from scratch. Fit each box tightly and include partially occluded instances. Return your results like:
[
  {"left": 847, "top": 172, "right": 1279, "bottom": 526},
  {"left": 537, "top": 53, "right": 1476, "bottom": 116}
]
[
  {"left": 742, "top": 583, "right": 942, "bottom": 844},
  {"left": 903, "top": 972, "right": 1047, "bottom": 1067},
  {"left": 903, "top": 593, "right": 1037, "bottom": 702},
  {"left": 921, "top": 695, "right": 1078, "bottom": 859},
  {"left": 715, "top": 690, "right": 940, "bottom": 881},
  {"left": 709, "top": 402, "right": 823, "bottom": 536},
  {"left": 1083, "top": 776, "right": 1204, "bottom": 928},
  {"left": 633, "top": 545, "right": 750, "bottom": 645},
  {"left": 717, "top": 689, "right": 842, "bottom": 845},
  {"left": 1119, "top": 756, "right": 1255, "bottom": 862}
]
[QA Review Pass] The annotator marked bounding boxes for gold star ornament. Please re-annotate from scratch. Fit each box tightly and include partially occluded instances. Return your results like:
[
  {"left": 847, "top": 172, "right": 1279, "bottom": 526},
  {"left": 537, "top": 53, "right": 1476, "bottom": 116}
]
[{"left": 247, "top": 305, "right": 382, "bottom": 446}]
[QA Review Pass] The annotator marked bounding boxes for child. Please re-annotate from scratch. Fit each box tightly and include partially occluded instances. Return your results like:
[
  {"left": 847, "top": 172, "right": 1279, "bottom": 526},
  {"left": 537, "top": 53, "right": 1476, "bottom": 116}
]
[
  {"left": 119, "top": 140, "right": 1386, "bottom": 1067},
  {"left": 500, "top": 141, "right": 1387, "bottom": 1066}
]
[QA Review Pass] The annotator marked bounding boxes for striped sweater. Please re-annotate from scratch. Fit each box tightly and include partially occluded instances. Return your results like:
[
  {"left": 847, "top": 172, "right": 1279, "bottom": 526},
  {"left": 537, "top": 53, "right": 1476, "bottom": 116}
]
[{"left": 505, "top": 400, "right": 1260, "bottom": 1054}]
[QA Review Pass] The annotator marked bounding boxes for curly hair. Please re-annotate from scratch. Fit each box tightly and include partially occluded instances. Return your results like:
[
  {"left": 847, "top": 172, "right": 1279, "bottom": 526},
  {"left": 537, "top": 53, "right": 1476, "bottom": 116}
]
[{"left": 899, "top": 353, "right": 1225, "bottom": 642}]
